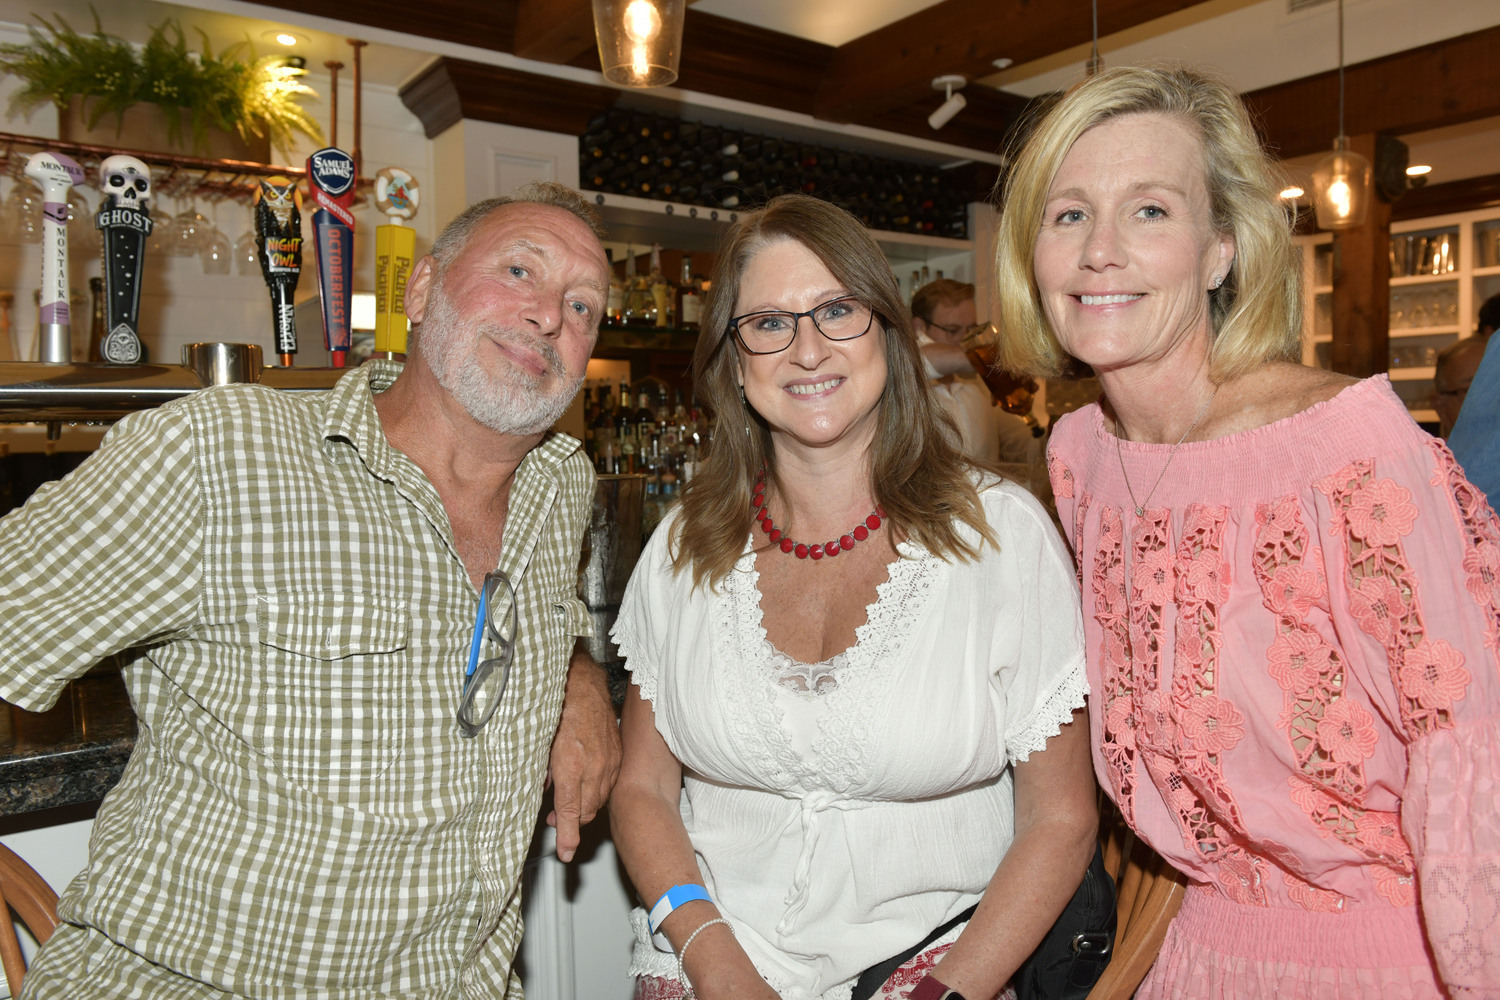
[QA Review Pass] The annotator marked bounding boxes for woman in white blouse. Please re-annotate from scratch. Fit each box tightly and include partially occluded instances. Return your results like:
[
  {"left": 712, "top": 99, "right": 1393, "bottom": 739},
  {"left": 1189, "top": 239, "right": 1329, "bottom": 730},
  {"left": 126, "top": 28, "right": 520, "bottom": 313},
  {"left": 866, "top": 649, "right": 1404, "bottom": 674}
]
[{"left": 610, "top": 194, "right": 1097, "bottom": 1000}]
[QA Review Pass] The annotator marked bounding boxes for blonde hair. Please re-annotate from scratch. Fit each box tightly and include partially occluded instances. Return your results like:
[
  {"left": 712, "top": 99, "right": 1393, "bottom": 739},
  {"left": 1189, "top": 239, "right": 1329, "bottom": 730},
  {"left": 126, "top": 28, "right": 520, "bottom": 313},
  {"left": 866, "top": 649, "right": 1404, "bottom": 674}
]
[
  {"left": 672, "top": 194, "right": 995, "bottom": 589},
  {"left": 994, "top": 65, "right": 1302, "bottom": 381}
]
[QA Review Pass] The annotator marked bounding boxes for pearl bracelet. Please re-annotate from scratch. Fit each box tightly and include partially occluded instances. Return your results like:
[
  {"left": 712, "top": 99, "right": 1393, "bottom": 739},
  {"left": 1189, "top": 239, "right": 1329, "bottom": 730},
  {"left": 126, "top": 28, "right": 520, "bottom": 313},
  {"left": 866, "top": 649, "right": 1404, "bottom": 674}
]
[{"left": 676, "top": 917, "right": 734, "bottom": 999}]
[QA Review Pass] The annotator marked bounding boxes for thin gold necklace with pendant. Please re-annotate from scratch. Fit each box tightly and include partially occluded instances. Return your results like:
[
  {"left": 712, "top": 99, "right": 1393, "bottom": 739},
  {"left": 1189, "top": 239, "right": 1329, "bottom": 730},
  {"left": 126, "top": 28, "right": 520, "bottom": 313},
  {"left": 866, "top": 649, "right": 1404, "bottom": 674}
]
[{"left": 1115, "top": 386, "right": 1218, "bottom": 518}]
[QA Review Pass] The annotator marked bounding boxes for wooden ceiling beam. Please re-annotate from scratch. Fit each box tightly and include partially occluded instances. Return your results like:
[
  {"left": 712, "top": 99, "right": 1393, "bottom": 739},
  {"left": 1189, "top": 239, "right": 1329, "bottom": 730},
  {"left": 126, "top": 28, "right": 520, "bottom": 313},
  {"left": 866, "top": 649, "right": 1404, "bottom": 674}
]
[
  {"left": 399, "top": 58, "right": 619, "bottom": 138},
  {"left": 1245, "top": 25, "right": 1500, "bottom": 160},
  {"left": 672, "top": 12, "right": 833, "bottom": 117},
  {"left": 512, "top": 0, "right": 598, "bottom": 63},
  {"left": 814, "top": 0, "right": 1206, "bottom": 124}
]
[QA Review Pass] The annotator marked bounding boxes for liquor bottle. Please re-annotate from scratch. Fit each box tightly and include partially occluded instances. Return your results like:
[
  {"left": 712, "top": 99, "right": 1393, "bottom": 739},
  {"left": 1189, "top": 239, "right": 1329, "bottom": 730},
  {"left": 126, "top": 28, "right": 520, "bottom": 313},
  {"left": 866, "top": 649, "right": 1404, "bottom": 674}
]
[
  {"left": 592, "top": 384, "right": 618, "bottom": 471},
  {"left": 605, "top": 249, "right": 625, "bottom": 326},
  {"left": 621, "top": 248, "right": 642, "bottom": 325},
  {"left": 648, "top": 244, "right": 671, "bottom": 328},
  {"left": 676, "top": 255, "right": 702, "bottom": 331},
  {"left": 634, "top": 389, "right": 657, "bottom": 451},
  {"left": 921, "top": 265, "right": 931, "bottom": 285},
  {"left": 581, "top": 383, "right": 597, "bottom": 456},
  {"left": 87, "top": 277, "right": 106, "bottom": 361},
  {"left": 0, "top": 291, "right": 12, "bottom": 362}
]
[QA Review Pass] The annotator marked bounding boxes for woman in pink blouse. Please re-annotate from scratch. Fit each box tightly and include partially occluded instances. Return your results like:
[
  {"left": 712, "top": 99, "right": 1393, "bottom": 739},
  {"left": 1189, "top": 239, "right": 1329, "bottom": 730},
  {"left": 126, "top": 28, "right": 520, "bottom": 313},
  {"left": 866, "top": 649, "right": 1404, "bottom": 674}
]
[{"left": 993, "top": 65, "right": 1500, "bottom": 998}]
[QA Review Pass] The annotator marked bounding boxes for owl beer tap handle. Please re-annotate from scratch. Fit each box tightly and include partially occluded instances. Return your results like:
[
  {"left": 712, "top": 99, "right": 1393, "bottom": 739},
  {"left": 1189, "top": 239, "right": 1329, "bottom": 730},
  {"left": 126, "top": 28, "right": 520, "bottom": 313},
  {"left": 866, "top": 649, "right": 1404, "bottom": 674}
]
[
  {"left": 95, "top": 154, "right": 153, "bottom": 364},
  {"left": 255, "top": 176, "right": 303, "bottom": 367}
]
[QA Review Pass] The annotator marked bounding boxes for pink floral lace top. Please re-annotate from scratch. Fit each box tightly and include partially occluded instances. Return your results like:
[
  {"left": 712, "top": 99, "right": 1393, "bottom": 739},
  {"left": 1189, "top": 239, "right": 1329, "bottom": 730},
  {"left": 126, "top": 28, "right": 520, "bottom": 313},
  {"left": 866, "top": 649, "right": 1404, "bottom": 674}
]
[{"left": 1047, "top": 376, "right": 1500, "bottom": 996}]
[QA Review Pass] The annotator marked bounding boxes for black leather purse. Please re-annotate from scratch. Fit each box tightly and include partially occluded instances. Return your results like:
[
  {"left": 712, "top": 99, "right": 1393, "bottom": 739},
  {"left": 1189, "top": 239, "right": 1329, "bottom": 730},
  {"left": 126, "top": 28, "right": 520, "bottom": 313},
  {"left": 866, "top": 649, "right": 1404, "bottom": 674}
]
[
  {"left": 851, "top": 844, "right": 1115, "bottom": 1000},
  {"left": 1012, "top": 842, "right": 1116, "bottom": 1000}
]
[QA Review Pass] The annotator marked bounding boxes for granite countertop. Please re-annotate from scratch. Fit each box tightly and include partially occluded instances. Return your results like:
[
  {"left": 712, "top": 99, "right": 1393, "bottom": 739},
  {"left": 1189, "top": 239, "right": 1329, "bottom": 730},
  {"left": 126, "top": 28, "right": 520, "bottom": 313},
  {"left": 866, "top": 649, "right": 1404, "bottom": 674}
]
[{"left": 0, "top": 669, "right": 136, "bottom": 815}]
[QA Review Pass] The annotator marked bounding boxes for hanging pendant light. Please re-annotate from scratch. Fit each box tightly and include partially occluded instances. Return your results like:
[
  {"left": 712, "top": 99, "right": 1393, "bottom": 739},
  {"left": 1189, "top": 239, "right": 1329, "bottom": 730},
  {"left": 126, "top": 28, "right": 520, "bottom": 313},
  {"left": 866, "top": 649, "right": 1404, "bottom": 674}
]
[
  {"left": 592, "top": 0, "right": 686, "bottom": 88},
  {"left": 1311, "top": 0, "right": 1371, "bottom": 230}
]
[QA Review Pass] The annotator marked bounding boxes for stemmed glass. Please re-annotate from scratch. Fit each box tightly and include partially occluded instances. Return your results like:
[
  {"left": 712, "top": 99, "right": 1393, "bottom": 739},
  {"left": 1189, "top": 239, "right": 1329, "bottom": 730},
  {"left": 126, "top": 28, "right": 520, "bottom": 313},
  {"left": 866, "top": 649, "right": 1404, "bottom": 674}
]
[
  {"left": 148, "top": 190, "right": 182, "bottom": 255},
  {"left": 235, "top": 200, "right": 259, "bottom": 276},
  {"left": 68, "top": 187, "right": 101, "bottom": 257},
  {"left": 200, "top": 198, "right": 231, "bottom": 275},
  {"left": 175, "top": 193, "right": 209, "bottom": 257},
  {"left": 3, "top": 177, "right": 45, "bottom": 244}
]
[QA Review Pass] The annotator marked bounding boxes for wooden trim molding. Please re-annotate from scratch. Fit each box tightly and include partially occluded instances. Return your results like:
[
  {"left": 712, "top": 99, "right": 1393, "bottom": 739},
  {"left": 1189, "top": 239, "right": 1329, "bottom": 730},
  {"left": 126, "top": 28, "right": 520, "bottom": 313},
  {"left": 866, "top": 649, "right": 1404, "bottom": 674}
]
[{"left": 399, "top": 58, "right": 619, "bottom": 138}]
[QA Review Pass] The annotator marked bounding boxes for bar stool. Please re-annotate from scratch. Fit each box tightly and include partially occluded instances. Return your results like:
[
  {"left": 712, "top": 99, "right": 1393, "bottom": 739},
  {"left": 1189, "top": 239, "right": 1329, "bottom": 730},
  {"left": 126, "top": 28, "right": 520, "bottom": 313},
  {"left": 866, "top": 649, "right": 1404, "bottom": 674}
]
[
  {"left": 1086, "top": 799, "right": 1187, "bottom": 1000},
  {"left": 0, "top": 843, "right": 59, "bottom": 996}
]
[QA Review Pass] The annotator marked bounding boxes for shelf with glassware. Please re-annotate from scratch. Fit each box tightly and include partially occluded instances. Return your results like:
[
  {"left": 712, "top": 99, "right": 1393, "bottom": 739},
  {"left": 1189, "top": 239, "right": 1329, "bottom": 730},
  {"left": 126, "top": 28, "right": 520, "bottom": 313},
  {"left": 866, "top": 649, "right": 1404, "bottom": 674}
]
[{"left": 1297, "top": 205, "right": 1500, "bottom": 425}]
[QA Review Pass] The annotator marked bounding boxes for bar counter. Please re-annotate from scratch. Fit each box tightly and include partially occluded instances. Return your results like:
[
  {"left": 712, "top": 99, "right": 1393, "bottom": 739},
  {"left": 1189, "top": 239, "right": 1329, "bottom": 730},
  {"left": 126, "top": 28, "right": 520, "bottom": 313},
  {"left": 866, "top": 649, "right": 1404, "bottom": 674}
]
[{"left": 0, "top": 669, "right": 134, "bottom": 815}]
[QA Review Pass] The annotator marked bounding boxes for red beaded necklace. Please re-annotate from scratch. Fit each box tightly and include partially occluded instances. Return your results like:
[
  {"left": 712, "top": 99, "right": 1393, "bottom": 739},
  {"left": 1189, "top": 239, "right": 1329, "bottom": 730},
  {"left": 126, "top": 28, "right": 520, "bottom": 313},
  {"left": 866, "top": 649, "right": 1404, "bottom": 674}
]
[{"left": 752, "top": 469, "right": 884, "bottom": 560}]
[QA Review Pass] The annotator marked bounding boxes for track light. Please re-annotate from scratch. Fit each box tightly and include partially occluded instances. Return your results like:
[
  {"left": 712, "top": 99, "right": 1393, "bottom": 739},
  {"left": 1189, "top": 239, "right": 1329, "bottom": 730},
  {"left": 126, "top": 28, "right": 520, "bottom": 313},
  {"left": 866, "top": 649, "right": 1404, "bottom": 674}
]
[{"left": 928, "top": 75, "right": 967, "bottom": 131}]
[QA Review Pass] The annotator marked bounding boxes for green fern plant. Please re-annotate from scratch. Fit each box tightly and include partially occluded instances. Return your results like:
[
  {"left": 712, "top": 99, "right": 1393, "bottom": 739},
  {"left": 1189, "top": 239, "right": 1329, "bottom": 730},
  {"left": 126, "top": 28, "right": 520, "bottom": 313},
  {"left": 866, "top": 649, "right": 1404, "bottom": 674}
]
[{"left": 0, "top": 11, "right": 325, "bottom": 156}]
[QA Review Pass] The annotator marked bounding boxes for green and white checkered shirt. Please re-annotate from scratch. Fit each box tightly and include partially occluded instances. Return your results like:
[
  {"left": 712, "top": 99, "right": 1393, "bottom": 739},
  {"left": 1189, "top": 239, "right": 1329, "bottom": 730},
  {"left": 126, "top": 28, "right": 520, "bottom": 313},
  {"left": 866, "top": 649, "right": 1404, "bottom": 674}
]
[{"left": 0, "top": 361, "right": 595, "bottom": 999}]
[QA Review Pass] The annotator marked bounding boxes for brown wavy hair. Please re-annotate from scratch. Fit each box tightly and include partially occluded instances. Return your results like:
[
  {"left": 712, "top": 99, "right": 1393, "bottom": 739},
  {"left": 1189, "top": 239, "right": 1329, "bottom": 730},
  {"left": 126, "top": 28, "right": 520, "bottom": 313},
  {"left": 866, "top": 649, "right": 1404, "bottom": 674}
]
[{"left": 670, "top": 194, "right": 995, "bottom": 589}]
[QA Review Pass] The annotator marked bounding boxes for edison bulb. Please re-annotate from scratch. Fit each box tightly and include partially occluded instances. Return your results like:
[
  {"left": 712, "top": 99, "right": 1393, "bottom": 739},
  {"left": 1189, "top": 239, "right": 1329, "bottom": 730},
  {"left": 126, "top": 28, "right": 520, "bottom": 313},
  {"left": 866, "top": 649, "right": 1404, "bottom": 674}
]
[
  {"left": 623, "top": 0, "right": 662, "bottom": 42},
  {"left": 1326, "top": 177, "right": 1352, "bottom": 221}
]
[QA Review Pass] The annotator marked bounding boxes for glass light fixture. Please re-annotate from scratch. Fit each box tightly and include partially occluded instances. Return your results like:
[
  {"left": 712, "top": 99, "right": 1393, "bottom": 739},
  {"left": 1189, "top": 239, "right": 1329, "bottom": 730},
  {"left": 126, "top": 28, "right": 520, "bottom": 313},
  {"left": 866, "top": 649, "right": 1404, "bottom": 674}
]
[
  {"left": 592, "top": 0, "right": 686, "bottom": 88},
  {"left": 1312, "top": 137, "right": 1371, "bottom": 230},
  {"left": 1311, "top": 0, "right": 1371, "bottom": 230}
]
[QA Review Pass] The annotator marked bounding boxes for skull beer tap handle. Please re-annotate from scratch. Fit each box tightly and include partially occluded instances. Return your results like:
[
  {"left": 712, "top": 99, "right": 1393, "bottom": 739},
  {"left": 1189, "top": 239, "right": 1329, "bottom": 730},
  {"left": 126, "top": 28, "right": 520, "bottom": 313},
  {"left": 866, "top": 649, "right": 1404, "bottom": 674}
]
[
  {"left": 24, "top": 152, "right": 85, "bottom": 363},
  {"left": 306, "top": 147, "right": 357, "bottom": 368},
  {"left": 254, "top": 176, "right": 303, "bottom": 367},
  {"left": 95, "top": 154, "right": 153, "bottom": 364}
]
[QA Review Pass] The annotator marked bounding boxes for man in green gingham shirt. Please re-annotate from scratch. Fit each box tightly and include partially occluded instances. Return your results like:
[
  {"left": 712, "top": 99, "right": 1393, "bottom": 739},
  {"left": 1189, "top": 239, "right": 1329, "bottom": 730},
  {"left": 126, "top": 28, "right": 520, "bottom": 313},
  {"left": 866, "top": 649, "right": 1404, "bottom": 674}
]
[{"left": 0, "top": 183, "right": 622, "bottom": 998}]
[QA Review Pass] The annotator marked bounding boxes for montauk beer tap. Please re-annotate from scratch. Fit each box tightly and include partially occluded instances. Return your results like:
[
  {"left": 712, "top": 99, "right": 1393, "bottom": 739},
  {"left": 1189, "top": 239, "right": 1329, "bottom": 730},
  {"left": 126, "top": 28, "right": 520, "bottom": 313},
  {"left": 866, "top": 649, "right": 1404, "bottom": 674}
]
[{"left": 25, "top": 152, "right": 85, "bottom": 363}]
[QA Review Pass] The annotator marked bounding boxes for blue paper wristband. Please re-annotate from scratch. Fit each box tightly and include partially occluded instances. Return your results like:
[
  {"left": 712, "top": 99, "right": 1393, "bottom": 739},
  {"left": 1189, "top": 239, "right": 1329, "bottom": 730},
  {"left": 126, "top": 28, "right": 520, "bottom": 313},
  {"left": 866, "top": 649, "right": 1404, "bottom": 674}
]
[{"left": 647, "top": 883, "right": 712, "bottom": 935}]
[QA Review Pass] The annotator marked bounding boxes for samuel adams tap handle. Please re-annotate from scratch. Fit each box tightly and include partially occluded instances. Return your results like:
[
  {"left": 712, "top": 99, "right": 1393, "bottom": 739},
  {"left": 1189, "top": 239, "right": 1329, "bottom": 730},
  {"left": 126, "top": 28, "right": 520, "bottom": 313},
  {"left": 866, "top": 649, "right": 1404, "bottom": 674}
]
[{"left": 306, "top": 147, "right": 358, "bottom": 368}]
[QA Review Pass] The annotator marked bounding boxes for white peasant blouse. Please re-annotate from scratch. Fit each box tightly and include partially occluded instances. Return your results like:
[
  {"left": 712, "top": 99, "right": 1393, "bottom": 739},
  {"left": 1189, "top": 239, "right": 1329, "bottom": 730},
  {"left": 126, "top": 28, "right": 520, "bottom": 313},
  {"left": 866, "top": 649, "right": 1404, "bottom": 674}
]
[{"left": 613, "top": 479, "right": 1088, "bottom": 1000}]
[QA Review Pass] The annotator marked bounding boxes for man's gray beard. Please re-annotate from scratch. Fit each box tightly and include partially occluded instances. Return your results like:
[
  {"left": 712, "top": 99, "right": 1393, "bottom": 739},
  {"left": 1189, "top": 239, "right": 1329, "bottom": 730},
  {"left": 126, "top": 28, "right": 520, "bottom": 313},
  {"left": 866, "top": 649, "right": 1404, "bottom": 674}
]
[{"left": 418, "top": 281, "right": 584, "bottom": 435}]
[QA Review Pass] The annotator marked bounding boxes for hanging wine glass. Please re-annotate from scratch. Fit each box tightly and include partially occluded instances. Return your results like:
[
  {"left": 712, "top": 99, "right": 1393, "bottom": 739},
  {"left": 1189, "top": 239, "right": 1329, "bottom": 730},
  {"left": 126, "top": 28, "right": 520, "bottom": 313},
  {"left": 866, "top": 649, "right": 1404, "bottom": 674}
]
[
  {"left": 200, "top": 198, "right": 231, "bottom": 275},
  {"left": 175, "top": 188, "right": 209, "bottom": 257},
  {"left": 68, "top": 187, "right": 101, "bottom": 256},
  {"left": 148, "top": 190, "right": 181, "bottom": 255},
  {"left": 235, "top": 199, "right": 259, "bottom": 276},
  {"left": 5, "top": 176, "right": 45, "bottom": 244}
]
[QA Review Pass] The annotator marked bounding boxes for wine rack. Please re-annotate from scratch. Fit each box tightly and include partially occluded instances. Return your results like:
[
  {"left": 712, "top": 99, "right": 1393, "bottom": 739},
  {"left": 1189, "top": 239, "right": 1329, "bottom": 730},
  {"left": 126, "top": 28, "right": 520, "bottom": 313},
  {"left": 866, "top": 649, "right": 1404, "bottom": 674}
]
[{"left": 579, "top": 110, "right": 970, "bottom": 240}]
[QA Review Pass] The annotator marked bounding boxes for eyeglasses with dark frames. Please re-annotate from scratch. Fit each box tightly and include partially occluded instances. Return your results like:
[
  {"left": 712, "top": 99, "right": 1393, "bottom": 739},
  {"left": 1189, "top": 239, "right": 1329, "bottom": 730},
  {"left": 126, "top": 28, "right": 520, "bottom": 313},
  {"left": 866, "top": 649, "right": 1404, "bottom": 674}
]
[
  {"left": 728, "top": 295, "right": 876, "bottom": 355},
  {"left": 458, "top": 570, "right": 518, "bottom": 738}
]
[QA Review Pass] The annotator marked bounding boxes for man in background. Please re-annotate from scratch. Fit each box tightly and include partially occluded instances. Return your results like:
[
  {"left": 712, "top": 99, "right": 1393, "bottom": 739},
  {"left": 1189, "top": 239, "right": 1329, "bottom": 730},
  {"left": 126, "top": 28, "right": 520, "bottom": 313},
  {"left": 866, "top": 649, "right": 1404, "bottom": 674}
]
[
  {"left": 912, "top": 278, "right": 1036, "bottom": 466},
  {"left": 1446, "top": 292, "right": 1500, "bottom": 501},
  {"left": 1, "top": 182, "right": 621, "bottom": 998}
]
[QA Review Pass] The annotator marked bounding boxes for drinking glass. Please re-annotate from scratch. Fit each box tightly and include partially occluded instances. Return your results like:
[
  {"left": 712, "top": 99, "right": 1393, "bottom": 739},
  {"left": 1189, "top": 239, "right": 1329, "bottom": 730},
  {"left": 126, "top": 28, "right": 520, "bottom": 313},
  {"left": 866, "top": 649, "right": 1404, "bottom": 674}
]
[
  {"left": 200, "top": 200, "right": 231, "bottom": 275},
  {"left": 175, "top": 196, "right": 209, "bottom": 257},
  {"left": 4, "top": 177, "right": 44, "bottom": 244},
  {"left": 68, "top": 188, "right": 101, "bottom": 255},
  {"left": 148, "top": 193, "right": 181, "bottom": 255}
]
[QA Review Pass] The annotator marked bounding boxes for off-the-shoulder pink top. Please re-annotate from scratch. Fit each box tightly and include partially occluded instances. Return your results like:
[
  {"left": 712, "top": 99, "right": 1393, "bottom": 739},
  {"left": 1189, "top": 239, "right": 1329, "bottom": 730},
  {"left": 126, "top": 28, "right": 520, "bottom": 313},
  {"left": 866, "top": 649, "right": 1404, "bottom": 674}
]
[{"left": 1048, "top": 376, "right": 1500, "bottom": 1000}]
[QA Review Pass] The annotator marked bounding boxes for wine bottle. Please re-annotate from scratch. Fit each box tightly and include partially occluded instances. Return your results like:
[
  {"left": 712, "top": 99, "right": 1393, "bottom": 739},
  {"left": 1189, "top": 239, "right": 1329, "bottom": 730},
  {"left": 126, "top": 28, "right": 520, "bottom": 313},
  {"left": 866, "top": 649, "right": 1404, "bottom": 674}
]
[
  {"left": 676, "top": 255, "right": 702, "bottom": 331},
  {"left": 648, "top": 244, "right": 671, "bottom": 329},
  {"left": 87, "top": 276, "right": 106, "bottom": 361},
  {"left": 0, "top": 291, "right": 12, "bottom": 362},
  {"left": 605, "top": 248, "right": 624, "bottom": 326}
]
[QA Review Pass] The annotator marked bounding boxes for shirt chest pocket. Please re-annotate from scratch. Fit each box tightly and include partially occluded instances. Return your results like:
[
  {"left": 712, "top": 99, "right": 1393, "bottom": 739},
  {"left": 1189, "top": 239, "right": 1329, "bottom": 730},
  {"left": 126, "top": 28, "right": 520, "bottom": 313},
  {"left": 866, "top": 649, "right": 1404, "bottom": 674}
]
[{"left": 255, "top": 594, "right": 411, "bottom": 802}]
